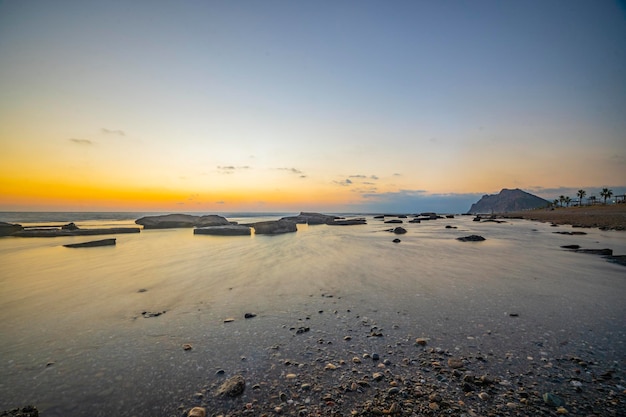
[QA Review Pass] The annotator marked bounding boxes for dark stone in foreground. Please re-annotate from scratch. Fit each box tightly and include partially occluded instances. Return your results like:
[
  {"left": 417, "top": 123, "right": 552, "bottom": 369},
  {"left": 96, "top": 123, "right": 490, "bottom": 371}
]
[
  {"left": 457, "top": 235, "right": 486, "bottom": 242},
  {"left": 12, "top": 228, "right": 140, "bottom": 237},
  {"left": 392, "top": 227, "right": 407, "bottom": 234},
  {"left": 63, "top": 238, "right": 116, "bottom": 248},
  {"left": 252, "top": 219, "right": 297, "bottom": 235},
  {"left": 0, "top": 222, "right": 24, "bottom": 236},
  {"left": 0, "top": 405, "right": 39, "bottom": 417},
  {"left": 194, "top": 225, "right": 251, "bottom": 236},
  {"left": 135, "top": 214, "right": 231, "bottom": 229},
  {"left": 384, "top": 219, "right": 403, "bottom": 224},
  {"left": 216, "top": 375, "right": 245, "bottom": 397}
]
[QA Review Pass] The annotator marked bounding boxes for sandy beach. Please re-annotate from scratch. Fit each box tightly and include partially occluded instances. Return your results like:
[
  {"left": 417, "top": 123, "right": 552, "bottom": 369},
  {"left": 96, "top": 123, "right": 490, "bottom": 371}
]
[{"left": 503, "top": 204, "right": 626, "bottom": 231}]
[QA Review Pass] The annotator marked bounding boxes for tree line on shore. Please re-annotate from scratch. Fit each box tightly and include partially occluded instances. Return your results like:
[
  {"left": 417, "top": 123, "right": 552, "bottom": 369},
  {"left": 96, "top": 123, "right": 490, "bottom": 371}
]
[{"left": 552, "top": 188, "right": 617, "bottom": 208}]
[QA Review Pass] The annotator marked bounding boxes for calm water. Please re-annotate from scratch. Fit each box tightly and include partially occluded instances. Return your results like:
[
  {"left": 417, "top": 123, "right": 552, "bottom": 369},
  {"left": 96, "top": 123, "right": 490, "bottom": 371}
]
[{"left": 1, "top": 213, "right": 625, "bottom": 416}]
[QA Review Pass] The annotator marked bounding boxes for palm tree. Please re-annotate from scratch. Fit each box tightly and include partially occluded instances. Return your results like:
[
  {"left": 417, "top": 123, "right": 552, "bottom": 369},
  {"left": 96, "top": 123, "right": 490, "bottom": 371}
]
[
  {"left": 600, "top": 188, "right": 613, "bottom": 204},
  {"left": 564, "top": 196, "right": 572, "bottom": 207},
  {"left": 559, "top": 195, "right": 565, "bottom": 207},
  {"left": 552, "top": 199, "right": 559, "bottom": 209},
  {"left": 589, "top": 195, "right": 597, "bottom": 205},
  {"left": 577, "top": 189, "right": 586, "bottom": 206}
]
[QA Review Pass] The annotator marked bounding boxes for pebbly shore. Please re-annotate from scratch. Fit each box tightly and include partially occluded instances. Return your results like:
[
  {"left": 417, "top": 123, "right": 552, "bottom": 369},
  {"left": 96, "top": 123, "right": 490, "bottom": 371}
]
[{"left": 502, "top": 204, "right": 626, "bottom": 231}]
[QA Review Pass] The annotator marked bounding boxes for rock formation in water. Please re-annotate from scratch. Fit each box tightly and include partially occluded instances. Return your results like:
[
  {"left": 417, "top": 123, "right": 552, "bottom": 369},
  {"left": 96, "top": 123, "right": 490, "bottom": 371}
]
[
  {"left": 0, "top": 222, "right": 23, "bottom": 236},
  {"left": 280, "top": 212, "right": 339, "bottom": 224},
  {"left": 252, "top": 219, "right": 297, "bottom": 235},
  {"left": 467, "top": 188, "right": 549, "bottom": 214},
  {"left": 194, "top": 225, "right": 251, "bottom": 236},
  {"left": 135, "top": 214, "right": 231, "bottom": 229},
  {"left": 63, "top": 238, "right": 116, "bottom": 248},
  {"left": 13, "top": 227, "right": 139, "bottom": 237}
]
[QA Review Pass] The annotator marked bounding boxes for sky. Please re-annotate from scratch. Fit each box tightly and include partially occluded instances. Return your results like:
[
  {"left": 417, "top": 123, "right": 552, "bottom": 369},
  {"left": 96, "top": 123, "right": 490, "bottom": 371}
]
[{"left": 1, "top": 0, "right": 625, "bottom": 213}]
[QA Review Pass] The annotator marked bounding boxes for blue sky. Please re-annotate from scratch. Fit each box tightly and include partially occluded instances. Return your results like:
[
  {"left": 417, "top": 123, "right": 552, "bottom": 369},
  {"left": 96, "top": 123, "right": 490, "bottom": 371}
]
[{"left": 1, "top": 1, "right": 624, "bottom": 212}]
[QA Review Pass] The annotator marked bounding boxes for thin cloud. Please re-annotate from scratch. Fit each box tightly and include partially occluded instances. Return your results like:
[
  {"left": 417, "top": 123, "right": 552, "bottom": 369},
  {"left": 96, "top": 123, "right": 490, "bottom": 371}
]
[
  {"left": 217, "top": 165, "right": 250, "bottom": 173},
  {"left": 277, "top": 167, "right": 303, "bottom": 174},
  {"left": 334, "top": 178, "right": 353, "bottom": 186},
  {"left": 69, "top": 138, "right": 93, "bottom": 145},
  {"left": 101, "top": 128, "right": 125, "bottom": 136},
  {"left": 349, "top": 174, "right": 367, "bottom": 179}
]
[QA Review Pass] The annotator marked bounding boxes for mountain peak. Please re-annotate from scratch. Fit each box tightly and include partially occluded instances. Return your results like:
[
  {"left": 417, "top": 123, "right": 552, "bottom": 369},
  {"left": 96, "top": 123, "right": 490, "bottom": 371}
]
[{"left": 467, "top": 189, "right": 549, "bottom": 213}]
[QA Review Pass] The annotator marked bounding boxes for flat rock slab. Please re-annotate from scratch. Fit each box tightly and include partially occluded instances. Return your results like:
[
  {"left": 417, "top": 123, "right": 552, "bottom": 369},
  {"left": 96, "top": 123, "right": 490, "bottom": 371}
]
[
  {"left": 64, "top": 238, "right": 116, "bottom": 248},
  {"left": 252, "top": 220, "right": 297, "bottom": 235},
  {"left": 194, "top": 225, "right": 251, "bottom": 236},
  {"left": 135, "top": 214, "right": 231, "bottom": 229},
  {"left": 13, "top": 228, "right": 140, "bottom": 237}
]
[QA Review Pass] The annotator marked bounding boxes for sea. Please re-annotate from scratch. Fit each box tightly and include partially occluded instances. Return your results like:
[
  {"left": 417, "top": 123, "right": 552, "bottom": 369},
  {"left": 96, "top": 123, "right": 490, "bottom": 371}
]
[{"left": 1, "top": 212, "right": 625, "bottom": 416}]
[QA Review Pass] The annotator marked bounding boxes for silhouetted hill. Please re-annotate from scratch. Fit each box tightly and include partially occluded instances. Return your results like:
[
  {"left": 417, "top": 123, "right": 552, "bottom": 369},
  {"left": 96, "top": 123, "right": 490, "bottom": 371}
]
[{"left": 468, "top": 188, "right": 549, "bottom": 213}]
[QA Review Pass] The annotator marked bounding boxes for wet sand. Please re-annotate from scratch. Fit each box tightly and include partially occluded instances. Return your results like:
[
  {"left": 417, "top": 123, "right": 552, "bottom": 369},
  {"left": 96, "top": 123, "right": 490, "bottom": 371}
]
[{"left": 503, "top": 204, "right": 626, "bottom": 230}]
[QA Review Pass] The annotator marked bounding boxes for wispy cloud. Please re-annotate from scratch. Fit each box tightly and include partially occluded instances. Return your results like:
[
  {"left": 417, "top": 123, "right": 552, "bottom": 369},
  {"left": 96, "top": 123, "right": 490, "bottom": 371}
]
[
  {"left": 69, "top": 138, "right": 93, "bottom": 145},
  {"left": 277, "top": 167, "right": 307, "bottom": 178},
  {"left": 217, "top": 165, "right": 250, "bottom": 174},
  {"left": 334, "top": 178, "right": 353, "bottom": 186},
  {"left": 349, "top": 174, "right": 379, "bottom": 180},
  {"left": 101, "top": 128, "right": 125, "bottom": 136}
]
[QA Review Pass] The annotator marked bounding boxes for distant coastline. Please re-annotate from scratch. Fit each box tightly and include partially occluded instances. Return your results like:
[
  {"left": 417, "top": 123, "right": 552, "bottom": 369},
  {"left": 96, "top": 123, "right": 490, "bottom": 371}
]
[{"left": 502, "top": 204, "right": 626, "bottom": 230}]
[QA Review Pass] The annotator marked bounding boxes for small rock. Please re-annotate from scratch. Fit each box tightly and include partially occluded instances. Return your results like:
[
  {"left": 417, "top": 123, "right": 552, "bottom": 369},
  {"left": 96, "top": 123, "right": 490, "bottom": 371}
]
[
  {"left": 415, "top": 337, "right": 428, "bottom": 346},
  {"left": 188, "top": 407, "right": 206, "bottom": 417},
  {"left": 182, "top": 343, "right": 193, "bottom": 351},
  {"left": 286, "top": 373, "right": 297, "bottom": 379},
  {"left": 447, "top": 358, "right": 464, "bottom": 369},
  {"left": 556, "top": 406, "right": 568, "bottom": 414},
  {"left": 244, "top": 313, "right": 256, "bottom": 319},
  {"left": 216, "top": 375, "right": 245, "bottom": 397},
  {"left": 478, "top": 392, "right": 490, "bottom": 401},
  {"left": 324, "top": 363, "right": 337, "bottom": 370},
  {"left": 223, "top": 318, "right": 235, "bottom": 323},
  {"left": 543, "top": 392, "right": 565, "bottom": 407},
  {"left": 392, "top": 238, "right": 401, "bottom": 243},
  {"left": 372, "top": 372, "right": 384, "bottom": 381}
]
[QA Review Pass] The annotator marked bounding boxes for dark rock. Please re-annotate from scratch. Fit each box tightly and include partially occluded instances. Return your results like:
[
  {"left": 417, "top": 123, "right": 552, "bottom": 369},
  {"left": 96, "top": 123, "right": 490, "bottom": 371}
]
[
  {"left": 408, "top": 219, "right": 421, "bottom": 223},
  {"left": 135, "top": 214, "right": 230, "bottom": 229},
  {"left": 61, "top": 222, "right": 79, "bottom": 230},
  {"left": 561, "top": 245, "right": 581, "bottom": 250},
  {"left": 0, "top": 222, "right": 24, "bottom": 236},
  {"left": 384, "top": 219, "right": 403, "bottom": 224},
  {"left": 216, "top": 375, "right": 245, "bottom": 397},
  {"left": 553, "top": 231, "right": 587, "bottom": 235},
  {"left": 576, "top": 248, "right": 613, "bottom": 256},
  {"left": 252, "top": 219, "right": 297, "bottom": 234},
  {"left": 244, "top": 313, "right": 256, "bottom": 319},
  {"left": 445, "top": 225, "right": 457, "bottom": 229},
  {"left": 13, "top": 228, "right": 139, "bottom": 237},
  {"left": 392, "top": 238, "right": 401, "bottom": 243},
  {"left": 63, "top": 238, "right": 116, "bottom": 248},
  {"left": 0, "top": 406, "right": 39, "bottom": 417},
  {"left": 281, "top": 212, "right": 338, "bottom": 225},
  {"left": 542, "top": 392, "right": 564, "bottom": 407},
  {"left": 457, "top": 235, "right": 486, "bottom": 242},
  {"left": 142, "top": 311, "right": 166, "bottom": 318},
  {"left": 392, "top": 227, "right": 407, "bottom": 234},
  {"left": 194, "top": 225, "right": 251, "bottom": 236}
]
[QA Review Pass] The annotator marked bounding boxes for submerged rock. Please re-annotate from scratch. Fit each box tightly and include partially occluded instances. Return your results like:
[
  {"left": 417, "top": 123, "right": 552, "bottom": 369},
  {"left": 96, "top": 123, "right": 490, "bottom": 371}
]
[
  {"left": 252, "top": 219, "right": 297, "bottom": 235},
  {"left": 63, "top": 238, "right": 116, "bottom": 248},
  {"left": 327, "top": 218, "right": 367, "bottom": 226},
  {"left": 457, "top": 235, "right": 486, "bottom": 242}
]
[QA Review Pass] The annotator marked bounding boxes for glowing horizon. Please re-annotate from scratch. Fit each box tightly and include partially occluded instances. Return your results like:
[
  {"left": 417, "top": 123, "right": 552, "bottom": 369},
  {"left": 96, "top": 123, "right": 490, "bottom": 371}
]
[{"left": 1, "top": 2, "right": 625, "bottom": 213}]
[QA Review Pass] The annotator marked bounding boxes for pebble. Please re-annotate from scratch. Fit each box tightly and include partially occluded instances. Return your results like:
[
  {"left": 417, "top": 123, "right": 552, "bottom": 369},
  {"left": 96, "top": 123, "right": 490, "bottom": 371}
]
[
  {"left": 324, "top": 363, "right": 337, "bottom": 370},
  {"left": 223, "top": 318, "right": 235, "bottom": 323},
  {"left": 182, "top": 343, "right": 193, "bottom": 351},
  {"left": 478, "top": 392, "right": 490, "bottom": 401},
  {"left": 415, "top": 338, "right": 429, "bottom": 346},
  {"left": 447, "top": 358, "right": 464, "bottom": 369},
  {"left": 285, "top": 373, "right": 297, "bottom": 379},
  {"left": 216, "top": 375, "right": 245, "bottom": 397},
  {"left": 188, "top": 407, "right": 206, "bottom": 417},
  {"left": 372, "top": 372, "right": 384, "bottom": 381}
]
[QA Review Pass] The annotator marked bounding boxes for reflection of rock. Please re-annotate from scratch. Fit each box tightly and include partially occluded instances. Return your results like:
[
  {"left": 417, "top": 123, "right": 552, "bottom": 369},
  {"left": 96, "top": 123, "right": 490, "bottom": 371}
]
[
  {"left": 0, "top": 222, "right": 23, "bottom": 236},
  {"left": 457, "top": 235, "right": 486, "bottom": 242},
  {"left": 135, "top": 214, "right": 230, "bottom": 229},
  {"left": 252, "top": 220, "right": 297, "bottom": 235},
  {"left": 194, "top": 225, "right": 251, "bottom": 236},
  {"left": 64, "top": 238, "right": 116, "bottom": 248}
]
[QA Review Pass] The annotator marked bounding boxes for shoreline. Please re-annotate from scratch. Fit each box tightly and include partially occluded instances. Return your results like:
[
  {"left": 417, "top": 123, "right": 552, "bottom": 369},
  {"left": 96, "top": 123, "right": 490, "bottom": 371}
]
[{"left": 501, "top": 204, "right": 626, "bottom": 231}]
